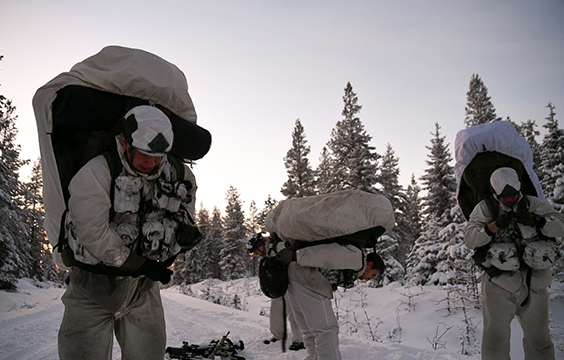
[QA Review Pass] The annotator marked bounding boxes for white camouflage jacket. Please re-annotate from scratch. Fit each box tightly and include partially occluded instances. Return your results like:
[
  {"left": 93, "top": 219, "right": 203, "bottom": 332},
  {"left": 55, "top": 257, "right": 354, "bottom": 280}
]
[
  {"left": 67, "top": 136, "right": 197, "bottom": 268},
  {"left": 465, "top": 195, "right": 564, "bottom": 293}
]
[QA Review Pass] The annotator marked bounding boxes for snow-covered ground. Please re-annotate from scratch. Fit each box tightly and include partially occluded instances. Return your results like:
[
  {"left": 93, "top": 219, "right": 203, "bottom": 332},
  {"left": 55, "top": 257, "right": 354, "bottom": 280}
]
[{"left": 1, "top": 278, "right": 564, "bottom": 360}]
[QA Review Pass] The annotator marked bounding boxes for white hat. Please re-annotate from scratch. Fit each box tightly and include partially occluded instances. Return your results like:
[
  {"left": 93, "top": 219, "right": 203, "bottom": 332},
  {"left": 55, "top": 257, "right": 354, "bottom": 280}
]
[
  {"left": 490, "top": 167, "right": 521, "bottom": 197},
  {"left": 123, "top": 105, "right": 173, "bottom": 156}
]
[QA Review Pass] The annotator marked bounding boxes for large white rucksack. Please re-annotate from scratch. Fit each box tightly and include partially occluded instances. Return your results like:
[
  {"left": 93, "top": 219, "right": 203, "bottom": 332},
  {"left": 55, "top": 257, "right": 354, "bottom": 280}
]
[
  {"left": 265, "top": 189, "right": 396, "bottom": 249},
  {"left": 454, "top": 120, "right": 544, "bottom": 221},
  {"left": 454, "top": 121, "right": 553, "bottom": 278},
  {"left": 33, "top": 45, "right": 212, "bottom": 268}
]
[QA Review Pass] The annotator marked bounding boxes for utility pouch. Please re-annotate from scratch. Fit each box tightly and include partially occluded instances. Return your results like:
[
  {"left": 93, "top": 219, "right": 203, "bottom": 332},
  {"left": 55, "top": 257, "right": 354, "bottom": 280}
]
[
  {"left": 114, "top": 176, "right": 143, "bottom": 213},
  {"left": 487, "top": 243, "right": 520, "bottom": 271},
  {"left": 523, "top": 240, "right": 557, "bottom": 270}
]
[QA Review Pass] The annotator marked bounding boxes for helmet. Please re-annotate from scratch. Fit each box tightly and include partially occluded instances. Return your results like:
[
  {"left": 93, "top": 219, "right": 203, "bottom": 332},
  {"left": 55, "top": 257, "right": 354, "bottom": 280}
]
[
  {"left": 122, "top": 105, "right": 174, "bottom": 156},
  {"left": 490, "top": 167, "right": 521, "bottom": 197}
]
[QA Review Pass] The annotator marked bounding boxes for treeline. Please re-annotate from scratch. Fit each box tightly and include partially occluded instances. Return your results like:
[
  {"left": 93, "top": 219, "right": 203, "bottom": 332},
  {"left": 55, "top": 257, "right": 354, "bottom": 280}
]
[
  {"left": 173, "top": 74, "right": 564, "bottom": 288},
  {"left": 0, "top": 56, "right": 59, "bottom": 289},
  {"left": 1, "top": 60, "right": 563, "bottom": 290}
]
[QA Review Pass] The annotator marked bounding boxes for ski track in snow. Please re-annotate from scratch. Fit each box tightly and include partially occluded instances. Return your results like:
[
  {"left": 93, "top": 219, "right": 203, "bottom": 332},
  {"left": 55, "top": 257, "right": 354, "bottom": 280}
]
[{"left": 0, "top": 299, "right": 62, "bottom": 360}]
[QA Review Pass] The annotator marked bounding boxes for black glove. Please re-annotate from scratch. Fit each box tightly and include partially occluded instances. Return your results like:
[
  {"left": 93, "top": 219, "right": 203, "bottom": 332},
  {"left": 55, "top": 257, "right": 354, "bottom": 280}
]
[
  {"left": 515, "top": 209, "right": 535, "bottom": 226},
  {"left": 134, "top": 259, "right": 173, "bottom": 284},
  {"left": 120, "top": 252, "right": 173, "bottom": 284},
  {"left": 495, "top": 212, "right": 514, "bottom": 229},
  {"left": 275, "top": 249, "right": 296, "bottom": 265},
  {"left": 177, "top": 223, "right": 203, "bottom": 251},
  {"left": 515, "top": 197, "right": 535, "bottom": 226},
  {"left": 534, "top": 215, "right": 547, "bottom": 228}
]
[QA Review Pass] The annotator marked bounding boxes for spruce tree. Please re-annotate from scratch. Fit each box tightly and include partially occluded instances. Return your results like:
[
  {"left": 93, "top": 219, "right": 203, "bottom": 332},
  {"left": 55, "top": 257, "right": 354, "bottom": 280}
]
[
  {"left": 245, "top": 200, "right": 261, "bottom": 275},
  {"left": 407, "top": 123, "right": 468, "bottom": 285},
  {"left": 374, "top": 143, "right": 406, "bottom": 283},
  {"left": 219, "top": 186, "right": 248, "bottom": 280},
  {"left": 257, "top": 195, "right": 279, "bottom": 231},
  {"left": 281, "top": 119, "right": 316, "bottom": 198},
  {"left": 405, "top": 174, "right": 422, "bottom": 244},
  {"left": 0, "top": 82, "right": 32, "bottom": 290},
  {"left": 316, "top": 146, "right": 334, "bottom": 194},
  {"left": 516, "top": 119, "right": 543, "bottom": 185},
  {"left": 23, "top": 159, "right": 58, "bottom": 282},
  {"left": 464, "top": 74, "right": 499, "bottom": 128},
  {"left": 207, "top": 206, "right": 225, "bottom": 279},
  {"left": 540, "top": 102, "right": 564, "bottom": 199},
  {"left": 324, "top": 82, "right": 379, "bottom": 193}
]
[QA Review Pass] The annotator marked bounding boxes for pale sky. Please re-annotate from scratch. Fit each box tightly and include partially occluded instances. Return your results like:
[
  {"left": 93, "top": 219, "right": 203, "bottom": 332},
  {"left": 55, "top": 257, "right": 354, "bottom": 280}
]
[{"left": 1, "top": 0, "right": 563, "bottom": 214}]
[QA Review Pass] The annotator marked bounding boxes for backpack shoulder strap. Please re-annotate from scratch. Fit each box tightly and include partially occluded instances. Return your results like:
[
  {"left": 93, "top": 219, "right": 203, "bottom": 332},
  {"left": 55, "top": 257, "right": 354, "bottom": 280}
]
[
  {"left": 102, "top": 148, "right": 124, "bottom": 180},
  {"left": 168, "top": 155, "right": 186, "bottom": 181},
  {"left": 102, "top": 148, "right": 123, "bottom": 220}
]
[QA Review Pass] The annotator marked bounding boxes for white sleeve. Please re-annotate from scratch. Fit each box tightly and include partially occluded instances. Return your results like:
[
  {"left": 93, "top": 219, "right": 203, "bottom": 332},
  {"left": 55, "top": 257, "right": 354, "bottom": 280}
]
[{"left": 68, "top": 156, "right": 130, "bottom": 267}]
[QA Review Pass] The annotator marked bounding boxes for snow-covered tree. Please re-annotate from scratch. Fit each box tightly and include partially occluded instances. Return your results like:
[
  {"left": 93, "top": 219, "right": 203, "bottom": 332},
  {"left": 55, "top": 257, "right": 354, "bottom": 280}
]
[
  {"left": 245, "top": 200, "right": 261, "bottom": 275},
  {"left": 516, "top": 119, "right": 543, "bottom": 184},
  {"left": 405, "top": 174, "right": 422, "bottom": 246},
  {"left": 323, "top": 82, "right": 380, "bottom": 193},
  {"left": 0, "top": 82, "right": 33, "bottom": 290},
  {"left": 407, "top": 123, "right": 467, "bottom": 285},
  {"left": 256, "top": 195, "right": 278, "bottom": 231},
  {"left": 281, "top": 119, "right": 316, "bottom": 199},
  {"left": 219, "top": 186, "right": 248, "bottom": 280},
  {"left": 206, "top": 206, "right": 225, "bottom": 279},
  {"left": 22, "top": 158, "right": 58, "bottom": 282},
  {"left": 373, "top": 143, "right": 406, "bottom": 283},
  {"left": 541, "top": 102, "right": 564, "bottom": 199},
  {"left": 464, "top": 74, "right": 499, "bottom": 128},
  {"left": 316, "top": 146, "right": 334, "bottom": 194}
]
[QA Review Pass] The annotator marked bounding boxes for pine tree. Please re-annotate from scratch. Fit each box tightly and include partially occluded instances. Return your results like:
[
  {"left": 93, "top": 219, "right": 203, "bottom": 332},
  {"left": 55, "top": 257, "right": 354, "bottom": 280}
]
[
  {"left": 540, "top": 102, "right": 564, "bottom": 199},
  {"left": 219, "top": 186, "right": 248, "bottom": 280},
  {"left": 405, "top": 174, "right": 422, "bottom": 244},
  {"left": 516, "top": 119, "right": 543, "bottom": 185},
  {"left": 316, "top": 146, "right": 334, "bottom": 194},
  {"left": 407, "top": 123, "right": 466, "bottom": 285},
  {"left": 373, "top": 143, "right": 406, "bottom": 283},
  {"left": 245, "top": 200, "right": 261, "bottom": 275},
  {"left": 0, "top": 82, "right": 32, "bottom": 290},
  {"left": 207, "top": 206, "right": 225, "bottom": 279},
  {"left": 22, "top": 159, "right": 58, "bottom": 282},
  {"left": 281, "top": 119, "right": 316, "bottom": 198},
  {"left": 324, "top": 82, "right": 379, "bottom": 193},
  {"left": 257, "top": 195, "right": 278, "bottom": 231},
  {"left": 464, "top": 74, "right": 499, "bottom": 128}
]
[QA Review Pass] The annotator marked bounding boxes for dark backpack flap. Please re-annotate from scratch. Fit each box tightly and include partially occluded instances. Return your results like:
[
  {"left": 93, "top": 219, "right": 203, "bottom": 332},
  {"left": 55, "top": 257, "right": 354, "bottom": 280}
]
[
  {"left": 290, "top": 226, "right": 386, "bottom": 250},
  {"left": 458, "top": 151, "right": 539, "bottom": 220},
  {"left": 259, "top": 257, "right": 288, "bottom": 299}
]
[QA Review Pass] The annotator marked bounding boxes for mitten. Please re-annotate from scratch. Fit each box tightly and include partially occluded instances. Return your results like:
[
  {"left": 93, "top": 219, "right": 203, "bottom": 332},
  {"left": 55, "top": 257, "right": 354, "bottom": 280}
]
[
  {"left": 495, "top": 212, "right": 514, "bottom": 229},
  {"left": 515, "top": 197, "right": 535, "bottom": 226},
  {"left": 177, "top": 223, "right": 203, "bottom": 251},
  {"left": 515, "top": 209, "right": 535, "bottom": 226},
  {"left": 121, "top": 252, "right": 173, "bottom": 284},
  {"left": 134, "top": 259, "right": 173, "bottom": 284}
]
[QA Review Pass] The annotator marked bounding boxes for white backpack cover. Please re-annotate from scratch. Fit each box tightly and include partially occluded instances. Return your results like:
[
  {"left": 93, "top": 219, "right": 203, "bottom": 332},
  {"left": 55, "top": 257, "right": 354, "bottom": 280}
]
[
  {"left": 265, "top": 189, "right": 395, "bottom": 243},
  {"left": 33, "top": 45, "right": 209, "bottom": 267},
  {"left": 454, "top": 121, "right": 544, "bottom": 220}
]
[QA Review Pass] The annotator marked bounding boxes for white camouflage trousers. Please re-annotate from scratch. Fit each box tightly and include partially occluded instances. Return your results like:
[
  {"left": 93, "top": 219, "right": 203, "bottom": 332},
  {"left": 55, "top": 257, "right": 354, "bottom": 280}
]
[
  {"left": 287, "top": 280, "right": 341, "bottom": 360},
  {"left": 58, "top": 272, "right": 166, "bottom": 360},
  {"left": 270, "top": 293, "right": 304, "bottom": 343},
  {"left": 481, "top": 277, "right": 554, "bottom": 360}
]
